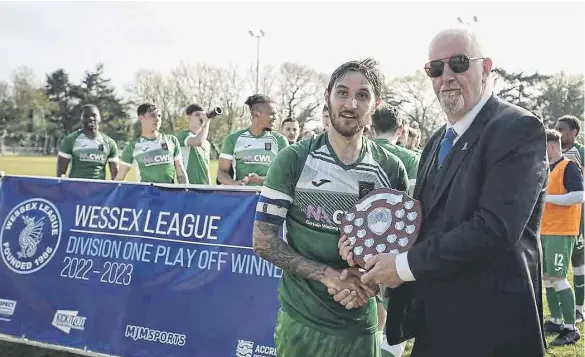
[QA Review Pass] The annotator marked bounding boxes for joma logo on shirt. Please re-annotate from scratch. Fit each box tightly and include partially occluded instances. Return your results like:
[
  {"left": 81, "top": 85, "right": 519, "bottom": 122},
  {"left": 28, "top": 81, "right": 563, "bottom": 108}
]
[
  {"left": 144, "top": 154, "right": 173, "bottom": 166},
  {"left": 78, "top": 153, "right": 106, "bottom": 162},
  {"left": 243, "top": 154, "right": 272, "bottom": 163},
  {"left": 306, "top": 205, "right": 345, "bottom": 225}
]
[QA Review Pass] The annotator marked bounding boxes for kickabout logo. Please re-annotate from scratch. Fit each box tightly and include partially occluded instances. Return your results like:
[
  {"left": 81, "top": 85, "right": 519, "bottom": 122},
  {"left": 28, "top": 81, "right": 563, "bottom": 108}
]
[
  {"left": 125, "top": 324, "right": 187, "bottom": 347},
  {"left": 52, "top": 310, "right": 87, "bottom": 334},
  {"left": 0, "top": 198, "right": 62, "bottom": 274}
]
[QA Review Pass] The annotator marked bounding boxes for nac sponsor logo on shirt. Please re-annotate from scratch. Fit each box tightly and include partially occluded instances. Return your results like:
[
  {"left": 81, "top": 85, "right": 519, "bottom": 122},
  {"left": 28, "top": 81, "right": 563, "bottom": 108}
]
[
  {"left": 242, "top": 154, "right": 273, "bottom": 164},
  {"left": 0, "top": 198, "right": 62, "bottom": 274},
  {"left": 0, "top": 299, "right": 17, "bottom": 321},
  {"left": 78, "top": 152, "right": 107, "bottom": 163},
  {"left": 236, "top": 339, "right": 276, "bottom": 357},
  {"left": 125, "top": 324, "right": 187, "bottom": 347},
  {"left": 52, "top": 310, "right": 87, "bottom": 334},
  {"left": 144, "top": 153, "right": 174, "bottom": 166}
]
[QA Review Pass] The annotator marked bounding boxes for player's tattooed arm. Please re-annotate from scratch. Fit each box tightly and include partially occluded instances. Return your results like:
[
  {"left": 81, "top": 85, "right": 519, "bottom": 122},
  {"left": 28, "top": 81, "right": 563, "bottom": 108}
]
[
  {"left": 253, "top": 220, "right": 377, "bottom": 305},
  {"left": 253, "top": 221, "right": 329, "bottom": 281}
]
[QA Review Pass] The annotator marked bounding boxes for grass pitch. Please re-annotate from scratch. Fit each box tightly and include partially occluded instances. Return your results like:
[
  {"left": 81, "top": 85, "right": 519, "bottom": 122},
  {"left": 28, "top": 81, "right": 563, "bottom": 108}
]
[{"left": 0, "top": 156, "right": 583, "bottom": 356}]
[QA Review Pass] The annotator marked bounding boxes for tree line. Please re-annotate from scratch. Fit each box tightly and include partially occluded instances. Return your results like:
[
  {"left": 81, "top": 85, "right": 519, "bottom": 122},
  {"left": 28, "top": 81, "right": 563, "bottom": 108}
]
[{"left": 0, "top": 62, "right": 582, "bottom": 156}]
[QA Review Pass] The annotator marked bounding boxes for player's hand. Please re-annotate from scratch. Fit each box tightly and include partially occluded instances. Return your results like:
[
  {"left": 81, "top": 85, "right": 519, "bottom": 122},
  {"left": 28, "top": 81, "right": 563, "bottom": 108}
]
[
  {"left": 239, "top": 176, "right": 250, "bottom": 186},
  {"left": 327, "top": 267, "right": 379, "bottom": 309},
  {"left": 247, "top": 173, "right": 265, "bottom": 185},
  {"left": 322, "top": 268, "right": 376, "bottom": 310},
  {"left": 338, "top": 235, "right": 356, "bottom": 267},
  {"left": 361, "top": 253, "right": 404, "bottom": 288}
]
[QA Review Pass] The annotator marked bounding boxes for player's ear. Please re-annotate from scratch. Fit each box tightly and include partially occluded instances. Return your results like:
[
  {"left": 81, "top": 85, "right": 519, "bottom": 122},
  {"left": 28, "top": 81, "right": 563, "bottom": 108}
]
[
  {"left": 324, "top": 88, "right": 329, "bottom": 103},
  {"left": 375, "top": 98, "right": 381, "bottom": 109}
]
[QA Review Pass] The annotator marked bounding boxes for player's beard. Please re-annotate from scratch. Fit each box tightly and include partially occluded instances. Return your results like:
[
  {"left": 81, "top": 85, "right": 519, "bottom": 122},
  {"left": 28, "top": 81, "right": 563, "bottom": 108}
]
[{"left": 328, "top": 100, "right": 367, "bottom": 138}]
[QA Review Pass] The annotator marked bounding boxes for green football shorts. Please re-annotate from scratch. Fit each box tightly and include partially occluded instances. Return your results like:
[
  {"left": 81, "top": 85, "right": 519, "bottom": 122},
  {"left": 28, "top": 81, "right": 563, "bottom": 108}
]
[
  {"left": 274, "top": 309, "right": 380, "bottom": 357},
  {"left": 543, "top": 235, "right": 576, "bottom": 278}
]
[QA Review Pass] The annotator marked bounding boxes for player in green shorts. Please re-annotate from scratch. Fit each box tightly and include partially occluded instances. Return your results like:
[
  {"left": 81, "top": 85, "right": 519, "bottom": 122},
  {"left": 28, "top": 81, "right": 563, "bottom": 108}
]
[
  {"left": 115, "top": 103, "right": 188, "bottom": 184},
  {"left": 175, "top": 104, "right": 213, "bottom": 185},
  {"left": 217, "top": 94, "right": 288, "bottom": 186},
  {"left": 57, "top": 104, "right": 119, "bottom": 180},
  {"left": 541, "top": 129, "right": 583, "bottom": 346},
  {"left": 555, "top": 115, "right": 585, "bottom": 323},
  {"left": 252, "top": 58, "right": 409, "bottom": 357}
]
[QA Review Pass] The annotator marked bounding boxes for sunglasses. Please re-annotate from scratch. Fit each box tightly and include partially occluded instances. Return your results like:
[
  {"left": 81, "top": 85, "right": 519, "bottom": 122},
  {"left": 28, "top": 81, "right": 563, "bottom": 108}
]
[{"left": 424, "top": 55, "right": 485, "bottom": 78}]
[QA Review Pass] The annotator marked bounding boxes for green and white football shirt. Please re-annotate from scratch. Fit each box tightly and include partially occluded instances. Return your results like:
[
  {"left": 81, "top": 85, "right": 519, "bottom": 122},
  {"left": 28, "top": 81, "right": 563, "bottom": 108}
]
[
  {"left": 58, "top": 129, "right": 119, "bottom": 180},
  {"left": 373, "top": 138, "right": 420, "bottom": 181},
  {"left": 175, "top": 129, "right": 211, "bottom": 185},
  {"left": 120, "top": 134, "right": 182, "bottom": 184},
  {"left": 563, "top": 142, "right": 585, "bottom": 167},
  {"left": 255, "top": 133, "right": 408, "bottom": 337},
  {"left": 219, "top": 128, "right": 288, "bottom": 185}
]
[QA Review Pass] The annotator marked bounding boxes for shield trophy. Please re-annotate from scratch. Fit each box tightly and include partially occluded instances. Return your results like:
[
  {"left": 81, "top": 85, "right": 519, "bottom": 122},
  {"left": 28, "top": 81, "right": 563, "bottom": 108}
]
[{"left": 340, "top": 188, "right": 423, "bottom": 269}]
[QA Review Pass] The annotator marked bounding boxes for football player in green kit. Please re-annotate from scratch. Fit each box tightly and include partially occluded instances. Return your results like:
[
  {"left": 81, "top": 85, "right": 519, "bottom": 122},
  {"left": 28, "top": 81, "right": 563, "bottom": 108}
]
[
  {"left": 217, "top": 94, "right": 288, "bottom": 186},
  {"left": 555, "top": 115, "right": 585, "bottom": 323},
  {"left": 57, "top": 104, "right": 119, "bottom": 180},
  {"left": 252, "top": 58, "right": 409, "bottom": 357},
  {"left": 175, "top": 104, "right": 212, "bottom": 184},
  {"left": 115, "top": 103, "right": 188, "bottom": 184}
]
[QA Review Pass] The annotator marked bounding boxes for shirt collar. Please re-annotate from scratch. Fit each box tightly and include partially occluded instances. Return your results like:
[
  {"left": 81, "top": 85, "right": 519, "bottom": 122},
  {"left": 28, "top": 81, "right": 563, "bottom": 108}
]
[{"left": 447, "top": 90, "right": 493, "bottom": 137}]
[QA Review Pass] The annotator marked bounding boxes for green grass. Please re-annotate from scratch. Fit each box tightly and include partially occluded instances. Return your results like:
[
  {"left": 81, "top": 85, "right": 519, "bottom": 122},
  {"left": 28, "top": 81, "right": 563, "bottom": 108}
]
[
  {"left": 0, "top": 156, "right": 583, "bottom": 356},
  {"left": 0, "top": 156, "right": 219, "bottom": 184}
]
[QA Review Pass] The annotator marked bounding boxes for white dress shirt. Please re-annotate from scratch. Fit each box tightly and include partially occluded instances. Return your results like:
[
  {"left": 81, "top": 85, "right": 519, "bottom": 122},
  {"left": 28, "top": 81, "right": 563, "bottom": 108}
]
[{"left": 395, "top": 90, "right": 493, "bottom": 282}]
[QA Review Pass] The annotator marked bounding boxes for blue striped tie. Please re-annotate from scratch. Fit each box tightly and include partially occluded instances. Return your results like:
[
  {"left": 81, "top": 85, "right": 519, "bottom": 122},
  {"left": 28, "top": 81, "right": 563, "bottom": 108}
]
[{"left": 437, "top": 128, "right": 458, "bottom": 167}]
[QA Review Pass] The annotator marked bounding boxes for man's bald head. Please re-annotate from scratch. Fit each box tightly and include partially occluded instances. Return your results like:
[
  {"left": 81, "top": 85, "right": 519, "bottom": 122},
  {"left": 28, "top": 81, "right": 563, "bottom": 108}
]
[
  {"left": 426, "top": 27, "right": 493, "bottom": 123},
  {"left": 428, "top": 27, "right": 486, "bottom": 60}
]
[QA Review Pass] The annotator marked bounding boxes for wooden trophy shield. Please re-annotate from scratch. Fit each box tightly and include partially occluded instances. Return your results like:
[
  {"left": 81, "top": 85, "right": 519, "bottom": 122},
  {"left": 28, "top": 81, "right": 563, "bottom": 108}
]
[{"left": 340, "top": 188, "right": 423, "bottom": 269}]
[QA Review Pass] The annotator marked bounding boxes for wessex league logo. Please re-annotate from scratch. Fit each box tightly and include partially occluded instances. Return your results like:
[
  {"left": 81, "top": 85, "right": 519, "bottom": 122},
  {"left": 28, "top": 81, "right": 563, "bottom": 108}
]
[{"left": 0, "top": 198, "right": 62, "bottom": 274}]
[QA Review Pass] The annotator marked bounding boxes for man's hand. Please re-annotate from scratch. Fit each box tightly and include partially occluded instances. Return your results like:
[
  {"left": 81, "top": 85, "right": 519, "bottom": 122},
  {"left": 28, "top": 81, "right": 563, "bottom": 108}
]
[
  {"left": 338, "top": 235, "right": 356, "bottom": 266},
  {"left": 361, "top": 253, "right": 404, "bottom": 288},
  {"left": 247, "top": 173, "right": 265, "bottom": 185},
  {"left": 321, "top": 267, "right": 377, "bottom": 310},
  {"left": 327, "top": 267, "right": 379, "bottom": 309}
]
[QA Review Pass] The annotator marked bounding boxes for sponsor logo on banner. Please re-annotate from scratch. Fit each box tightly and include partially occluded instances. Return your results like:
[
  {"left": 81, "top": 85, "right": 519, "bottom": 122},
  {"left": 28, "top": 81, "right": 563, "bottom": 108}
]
[
  {"left": 236, "top": 340, "right": 254, "bottom": 357},
  {"left": 125, "top": 324, "right": 187, "bottom": 347},
  {"left": 0, "top": 299, "right": 16, "bottom": 321},
  {"left": 52, "top": 310, "right": 87, "bottom": 334},
  {"left": 0, "top": 198, "right": 62, "bottom": 274},
  {"left": 235, "top": 339, "right": 276, "bottom": 357}
]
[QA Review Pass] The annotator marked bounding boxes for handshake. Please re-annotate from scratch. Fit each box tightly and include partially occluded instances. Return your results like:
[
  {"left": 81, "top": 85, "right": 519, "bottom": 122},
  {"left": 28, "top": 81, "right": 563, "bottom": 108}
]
[{"left": 325, "top": 235, "right": 404, "bottom": 310}]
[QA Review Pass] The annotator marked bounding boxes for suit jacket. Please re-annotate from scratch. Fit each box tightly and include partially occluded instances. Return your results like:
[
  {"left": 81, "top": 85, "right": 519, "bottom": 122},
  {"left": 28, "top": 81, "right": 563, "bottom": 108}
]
[{"left": 385, "top": 95, "right": 548, "bottom": 357}]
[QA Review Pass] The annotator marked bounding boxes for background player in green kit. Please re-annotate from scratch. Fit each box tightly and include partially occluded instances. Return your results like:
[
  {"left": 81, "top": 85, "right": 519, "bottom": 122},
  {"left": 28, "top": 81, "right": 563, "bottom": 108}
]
[
  {"left": 175, "top": 104, "right": 212, "bottom": 184},
  {"left": 370, "top": 105, "right": 419, "bottom": 357},
  {"left": 115, "top": 103, "right": 188, "bottom": 184},
  {"left": 252, "top": 58, "right": 409, "bottom": 357},
  {"left": 555, "top": 115, "right": 585, "bottom": 323},
  {"left": 217, "top": 94, "right": 288, "bottom": 186},
  {"left": 371, "top": 106, "right": 420, "bottom": 195},
  {"left": 57, "top": 104, "right": 119, "bottom": 180}
]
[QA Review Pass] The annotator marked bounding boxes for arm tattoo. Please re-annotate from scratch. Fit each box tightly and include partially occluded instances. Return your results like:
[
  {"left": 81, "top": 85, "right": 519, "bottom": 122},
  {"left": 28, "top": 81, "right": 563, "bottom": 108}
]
[{"left": 253, "top": 221, "right": 329, "bottom": 281}]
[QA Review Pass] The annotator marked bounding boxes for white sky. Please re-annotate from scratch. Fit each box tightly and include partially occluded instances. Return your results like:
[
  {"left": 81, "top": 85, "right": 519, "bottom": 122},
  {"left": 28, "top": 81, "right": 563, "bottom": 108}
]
[{"left": 0, "top": 0, "right": 583, "bottom": 93}]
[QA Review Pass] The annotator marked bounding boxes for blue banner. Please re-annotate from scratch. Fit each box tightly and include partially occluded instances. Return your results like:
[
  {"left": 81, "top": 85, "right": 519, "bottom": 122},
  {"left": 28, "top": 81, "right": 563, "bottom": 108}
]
[{"left": 0, "top": 176, "right": 280, "bottom": 357}]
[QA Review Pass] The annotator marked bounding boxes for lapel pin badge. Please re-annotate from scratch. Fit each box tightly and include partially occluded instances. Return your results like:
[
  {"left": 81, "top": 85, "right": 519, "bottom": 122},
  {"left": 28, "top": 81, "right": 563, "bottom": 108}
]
[{"left": 461, "top": 143, "right": 468, "bottom": 151}]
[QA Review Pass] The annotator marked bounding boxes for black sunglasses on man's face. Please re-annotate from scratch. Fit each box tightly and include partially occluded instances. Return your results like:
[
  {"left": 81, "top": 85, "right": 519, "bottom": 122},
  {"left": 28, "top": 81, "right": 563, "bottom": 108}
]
[{"left": 424, "top": 54, "right": 485, "bottom": 78}]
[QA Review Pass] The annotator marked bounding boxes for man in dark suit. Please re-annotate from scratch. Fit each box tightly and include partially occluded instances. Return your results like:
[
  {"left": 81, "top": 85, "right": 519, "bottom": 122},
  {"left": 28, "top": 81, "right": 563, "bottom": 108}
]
[{"left": 336, "top": 27, "right": 548, "bottom": 357}]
